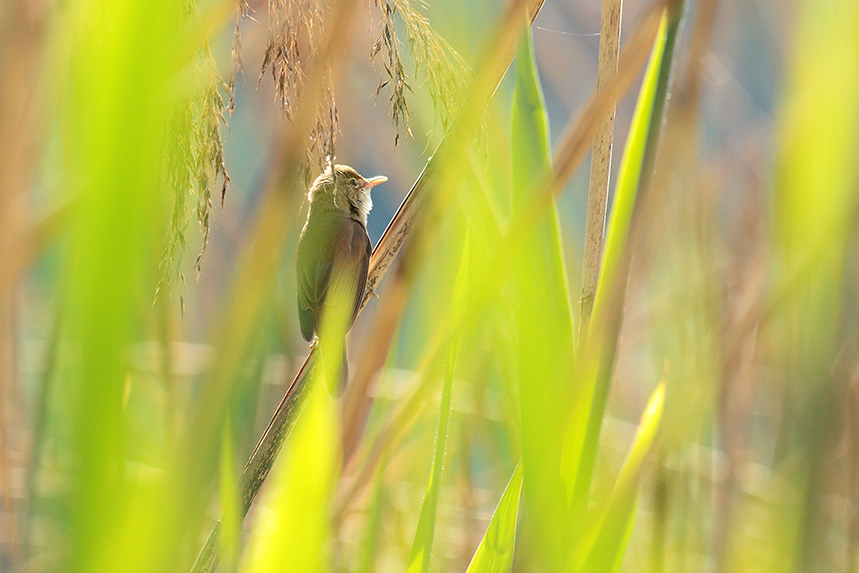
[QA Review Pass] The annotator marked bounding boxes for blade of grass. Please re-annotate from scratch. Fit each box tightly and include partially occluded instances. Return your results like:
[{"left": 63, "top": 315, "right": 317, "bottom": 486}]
[
  {"left": 576, "top": 382, "right": 665, "bottom": 572},
  {"left": 465, "top": 461, "right": 524, "bottom": 573},
  {"left": 406, "top": 230, "right": 469, "bottom": 573}
]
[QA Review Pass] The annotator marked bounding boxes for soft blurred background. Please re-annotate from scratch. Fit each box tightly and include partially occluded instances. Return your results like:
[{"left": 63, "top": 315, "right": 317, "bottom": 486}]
[{"left": 2, "top": 0, "right": 858, "bottom": 571}]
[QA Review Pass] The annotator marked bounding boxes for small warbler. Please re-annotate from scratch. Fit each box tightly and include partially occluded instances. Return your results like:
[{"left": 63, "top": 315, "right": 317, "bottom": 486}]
[{"left": 296, "top": 163, "right": 387, "bottom": 394}]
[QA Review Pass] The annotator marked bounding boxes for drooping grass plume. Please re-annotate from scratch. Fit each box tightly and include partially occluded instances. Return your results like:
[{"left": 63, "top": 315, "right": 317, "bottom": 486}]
[
  {"left": 228, "top": 0, "right": 251, "bottom": 115},
  {"left": 158, "top": 27, "right": 231, "bottom": 309},
  {"left": 259, "top": 0, "right": 340, "bottom": 182},
  {"left": 371, "top": 0, "right": 470, "bottom": 143}
]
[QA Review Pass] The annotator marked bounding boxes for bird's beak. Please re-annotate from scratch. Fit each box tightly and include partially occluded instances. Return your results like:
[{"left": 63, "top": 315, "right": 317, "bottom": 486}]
[{"left": 362, "top": 175, "right": 387, "bottom": 189}]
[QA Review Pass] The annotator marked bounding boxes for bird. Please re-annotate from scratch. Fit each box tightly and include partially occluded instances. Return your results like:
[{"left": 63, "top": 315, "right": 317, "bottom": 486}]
[{"left": 296, "top": 163, "right": 387, "bottom": 395}]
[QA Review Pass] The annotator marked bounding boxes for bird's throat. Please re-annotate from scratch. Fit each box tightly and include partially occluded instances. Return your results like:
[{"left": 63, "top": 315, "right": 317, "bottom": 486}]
[{"left": 348, "top": 193, "right": 372, "bottom": 227}]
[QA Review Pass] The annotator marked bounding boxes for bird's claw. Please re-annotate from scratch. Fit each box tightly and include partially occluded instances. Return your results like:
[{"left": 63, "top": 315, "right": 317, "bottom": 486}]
[
  {"left": 368, "top": 286, "right": 380, "bottom": 299},
  {"left": 310, "top": 336, "right": 320, "bottom": 350}
]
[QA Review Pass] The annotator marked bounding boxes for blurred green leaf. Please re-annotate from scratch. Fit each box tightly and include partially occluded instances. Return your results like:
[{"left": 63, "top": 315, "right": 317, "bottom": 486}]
[
  {"left": 510, "top": 21, "right": 576, "bottom": 569},
  {"left": 774, "top": 0, "right": 859, "bottom": 276},
  {"left": 771, "top": 0, "right": 859, "bottom": 372},
  {"left": 62, "top": 0, "right": 185, "bottom": 569},
  {"left": 465, "top": 461, "right": 524, "bottom": 573},
  {"left": 576, "top": 382, "right": 665, "bottom": 573},
  {"left": 406, "top": 230, "right": 469, "bottom": 573},
  {"left": 764, "top": 0, "right": 859, "bottom": 569}
]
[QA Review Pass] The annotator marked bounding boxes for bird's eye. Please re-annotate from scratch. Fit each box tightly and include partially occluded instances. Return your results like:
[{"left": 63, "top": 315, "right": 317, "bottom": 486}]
[{"left": 350, "top": 178, "right": 358, "bottom": 187}]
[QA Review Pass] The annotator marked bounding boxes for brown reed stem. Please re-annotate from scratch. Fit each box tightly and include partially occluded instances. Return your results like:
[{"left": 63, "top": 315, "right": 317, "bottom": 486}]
[{"left": 579, "top": 0, "right": 623, "bottom": 348}]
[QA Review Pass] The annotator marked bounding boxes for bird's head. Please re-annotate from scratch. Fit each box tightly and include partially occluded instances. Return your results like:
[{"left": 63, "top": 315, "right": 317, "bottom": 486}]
[{"left": 309, "top": 164, "right": 387, "bottom": 226}]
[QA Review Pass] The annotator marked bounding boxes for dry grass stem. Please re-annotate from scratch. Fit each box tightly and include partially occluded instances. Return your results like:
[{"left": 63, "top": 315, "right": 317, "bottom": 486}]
[{"left": 580, "top": 0, "right": 623, "bottom": 346}]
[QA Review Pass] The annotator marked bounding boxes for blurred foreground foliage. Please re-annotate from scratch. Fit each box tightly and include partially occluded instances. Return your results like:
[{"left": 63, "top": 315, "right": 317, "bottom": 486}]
[{"left": 2, "top": 0, "right": 859, "bottom": 571}]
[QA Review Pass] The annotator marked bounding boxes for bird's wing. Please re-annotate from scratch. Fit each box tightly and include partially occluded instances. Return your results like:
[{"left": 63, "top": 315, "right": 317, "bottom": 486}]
[
  {"left": 351, "top": 225, "right": 372, "bottom": 325},
  {"left": 328, "top": 220, "right": 371, "bottom": 332},
  {"left": 297, "top": 217, "right": 369, "bottom": 342},
  {"left": 297, "top": 224, "right": 334, "bottom": 342}
]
